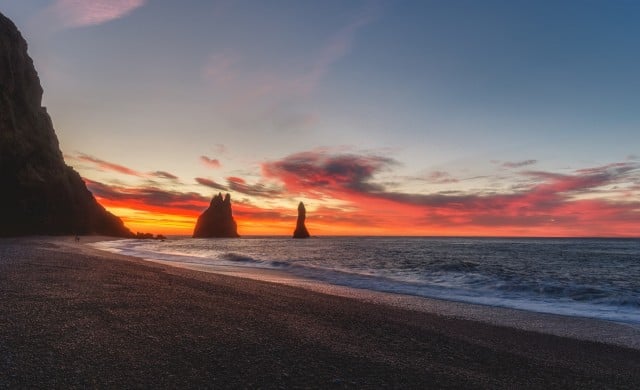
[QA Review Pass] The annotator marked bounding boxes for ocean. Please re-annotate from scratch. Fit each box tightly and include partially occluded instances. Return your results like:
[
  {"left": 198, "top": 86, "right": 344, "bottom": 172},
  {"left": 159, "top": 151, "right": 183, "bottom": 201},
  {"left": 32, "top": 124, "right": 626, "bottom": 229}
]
[{"left": 93, "top": 237, "right": 640, "bottom": 325}]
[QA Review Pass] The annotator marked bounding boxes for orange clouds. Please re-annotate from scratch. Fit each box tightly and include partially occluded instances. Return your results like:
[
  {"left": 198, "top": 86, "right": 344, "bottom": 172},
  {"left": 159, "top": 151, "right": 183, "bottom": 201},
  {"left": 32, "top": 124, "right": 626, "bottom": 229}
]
[
  {"left": 261, "top": 150, "right": 640, "bottom": 237},
  {"left": 86, "top": 180, "right": 208, "bottom": 216},
  {"left": 78, "top": 150, "right": 639, "bottom": 237}
]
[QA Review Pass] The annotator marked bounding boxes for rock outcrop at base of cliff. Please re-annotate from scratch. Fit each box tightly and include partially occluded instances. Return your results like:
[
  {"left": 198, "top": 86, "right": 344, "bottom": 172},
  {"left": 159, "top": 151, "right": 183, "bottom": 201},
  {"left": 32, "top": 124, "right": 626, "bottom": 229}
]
[
  {"left": 293, "top": 202, "right": 310, "bottom": 238},
  {"left": 0, "top": 12, "right": 132, "bottom": 237},
  {"left": 193, "top": 193, "right": 240, "bottom": 238}
]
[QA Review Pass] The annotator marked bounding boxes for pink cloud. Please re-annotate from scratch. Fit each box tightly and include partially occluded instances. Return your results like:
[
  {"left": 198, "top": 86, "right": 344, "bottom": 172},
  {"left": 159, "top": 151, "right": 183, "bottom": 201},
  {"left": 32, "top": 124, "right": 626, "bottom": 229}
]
[
  {"left": 71, "top": 153, "right": 180, "bottom": 181},
  {"left": 75, "top": 153, "right": 142, "bottom": 176},
  {"left": 261, "top": 149, "right": 640, "bottom": 236},
  {"left": 200, "top": 156, "right": 221, "bottom": 169},
  {"left": 50, "top": 0, "right": 146, "bottom": 28}
]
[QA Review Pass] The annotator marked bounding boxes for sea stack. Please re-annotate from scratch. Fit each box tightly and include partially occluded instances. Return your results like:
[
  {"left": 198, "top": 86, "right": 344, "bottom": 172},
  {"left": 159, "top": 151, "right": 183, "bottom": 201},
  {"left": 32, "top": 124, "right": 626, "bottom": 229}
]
[
  {"left": 193, "top": 193, "right": 240, "bottom": 238},
  {"left": 293, "top": 202, "right": 310, "bottom": 238},
  {"left": 0, "top": 12, "right": 132, "bottom": 237}
]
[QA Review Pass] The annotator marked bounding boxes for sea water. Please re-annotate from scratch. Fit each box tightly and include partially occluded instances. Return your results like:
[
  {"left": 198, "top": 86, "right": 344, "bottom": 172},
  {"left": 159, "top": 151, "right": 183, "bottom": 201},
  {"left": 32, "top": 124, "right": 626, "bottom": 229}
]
[{"left": 93, "top": 237, "right": 640, "bottom": 324}]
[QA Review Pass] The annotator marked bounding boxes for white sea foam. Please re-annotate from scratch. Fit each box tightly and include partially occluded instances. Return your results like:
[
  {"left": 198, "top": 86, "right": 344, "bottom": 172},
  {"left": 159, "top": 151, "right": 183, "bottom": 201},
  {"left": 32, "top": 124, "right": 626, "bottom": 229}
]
[{"left": 92, "top": 236, "right": 640, "bottom": 325}]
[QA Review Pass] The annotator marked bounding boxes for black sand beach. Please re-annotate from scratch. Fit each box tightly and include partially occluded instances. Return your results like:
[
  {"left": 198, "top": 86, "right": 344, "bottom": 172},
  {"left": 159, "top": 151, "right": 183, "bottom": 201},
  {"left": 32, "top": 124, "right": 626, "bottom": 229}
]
[{"left": 1, "top": 238, "right": 639, "bottom": 389}]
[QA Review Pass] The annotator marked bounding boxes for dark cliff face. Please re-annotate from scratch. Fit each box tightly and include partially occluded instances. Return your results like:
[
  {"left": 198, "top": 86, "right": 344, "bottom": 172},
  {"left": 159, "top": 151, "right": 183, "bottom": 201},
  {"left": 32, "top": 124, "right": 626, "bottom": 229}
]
[
  {"left": 193, "top": 193, "right": 240, "bottom": 238},
  {"left": 0, "top": 13, "right": 132, "bottom": 237},
  {"left": 293, "top": 201, "right": 310, "bottom": 238}
]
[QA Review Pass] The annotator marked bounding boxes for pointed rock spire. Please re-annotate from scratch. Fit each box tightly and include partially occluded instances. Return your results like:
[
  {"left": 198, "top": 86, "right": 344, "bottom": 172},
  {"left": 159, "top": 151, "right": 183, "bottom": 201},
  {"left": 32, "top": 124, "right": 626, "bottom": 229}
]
[
  {"left": 293, "top": 202, "right": 310, "bottom": 238},
  {"left": 193, "top": 193, "right": 239, "bottom": 238}
]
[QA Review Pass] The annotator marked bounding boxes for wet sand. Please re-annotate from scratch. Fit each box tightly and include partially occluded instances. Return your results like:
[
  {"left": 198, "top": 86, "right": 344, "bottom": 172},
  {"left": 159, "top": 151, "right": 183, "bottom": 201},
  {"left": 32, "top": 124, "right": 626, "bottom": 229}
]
[
  {"left": 1, "top": 237, "right": 639, "bottom": 388},
  {"left": 133, "top": 251, "right": 640, "bottom": 350}
]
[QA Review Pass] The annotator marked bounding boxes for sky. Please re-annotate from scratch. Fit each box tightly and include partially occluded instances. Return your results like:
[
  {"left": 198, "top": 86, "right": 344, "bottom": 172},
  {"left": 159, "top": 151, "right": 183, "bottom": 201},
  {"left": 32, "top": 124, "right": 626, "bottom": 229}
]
[{"left": 1, "top": 0, "right": 639, "bottom": 236}]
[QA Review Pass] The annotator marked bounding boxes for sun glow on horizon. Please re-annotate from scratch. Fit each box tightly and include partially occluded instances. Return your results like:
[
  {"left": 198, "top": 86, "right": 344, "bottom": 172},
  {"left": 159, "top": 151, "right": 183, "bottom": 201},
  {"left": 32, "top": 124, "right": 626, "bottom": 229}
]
[
  {"left": 87, "top": 152, "right": 640, "bottom": 238},
  {"left": 99, "top": 198, "right": 640, "bottom": 238}
]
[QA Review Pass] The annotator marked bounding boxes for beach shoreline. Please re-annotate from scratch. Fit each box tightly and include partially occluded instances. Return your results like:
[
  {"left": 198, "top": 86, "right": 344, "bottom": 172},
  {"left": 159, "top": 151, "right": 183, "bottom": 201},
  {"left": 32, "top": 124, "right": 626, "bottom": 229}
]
[
  {"left": 87, "top": 236, "right": 640, "bottom": 350},
  {"left": 1, "top": 236, "right": 639, "bottom": 388}
]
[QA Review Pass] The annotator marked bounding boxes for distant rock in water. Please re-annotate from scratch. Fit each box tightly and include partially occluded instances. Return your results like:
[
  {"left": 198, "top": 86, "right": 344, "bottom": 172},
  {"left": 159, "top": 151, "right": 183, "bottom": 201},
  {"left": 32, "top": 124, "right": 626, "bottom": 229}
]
[
  {"left": 293, "top": 202, "right": 310, "bottom": 239},
  {"left": 0, "top": 12, "right": 132, "bottom": 237},
  {"left": 193, "top": 193, "right": 240, "bottom": 238}
]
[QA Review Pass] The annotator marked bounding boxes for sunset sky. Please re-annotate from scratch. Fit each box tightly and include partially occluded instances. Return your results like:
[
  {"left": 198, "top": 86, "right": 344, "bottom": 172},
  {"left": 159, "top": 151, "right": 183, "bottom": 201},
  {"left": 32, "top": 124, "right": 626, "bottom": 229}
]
[{"left": 2, "top": 0, "right": 639, "bottom": 236}]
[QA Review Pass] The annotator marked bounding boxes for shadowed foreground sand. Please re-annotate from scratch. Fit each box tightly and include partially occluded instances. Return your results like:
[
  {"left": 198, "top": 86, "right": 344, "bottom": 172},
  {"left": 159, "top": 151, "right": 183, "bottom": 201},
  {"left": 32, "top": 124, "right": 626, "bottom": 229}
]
[{"left": 1, "top": 238, "right": 639, "bottom": 388}]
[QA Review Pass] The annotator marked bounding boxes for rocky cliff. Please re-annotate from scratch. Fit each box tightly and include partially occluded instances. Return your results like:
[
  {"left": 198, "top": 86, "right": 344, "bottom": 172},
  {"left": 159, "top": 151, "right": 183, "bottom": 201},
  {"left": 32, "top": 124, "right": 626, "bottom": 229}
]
[
  {"left": 293, "top": 202, "right": 310, "bottom": 238},
  {"left": 0, "top": 12, "right": 132, "bottom": 237},
  {"left": 193, "top": 193, "right": 239, "bottom": 238}
]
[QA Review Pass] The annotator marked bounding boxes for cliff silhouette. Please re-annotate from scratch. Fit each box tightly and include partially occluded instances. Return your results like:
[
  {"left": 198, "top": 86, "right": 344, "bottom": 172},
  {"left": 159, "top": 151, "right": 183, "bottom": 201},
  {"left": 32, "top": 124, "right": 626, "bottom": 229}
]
[
  {"left": 193, "top": 193, "right": 240, "bottom": 238},
  {"left": 293, "top": 202, "right": 310, "bottom": 238},
  {"left": 0, "top": 12, "right": 132, "bottom": 237}
]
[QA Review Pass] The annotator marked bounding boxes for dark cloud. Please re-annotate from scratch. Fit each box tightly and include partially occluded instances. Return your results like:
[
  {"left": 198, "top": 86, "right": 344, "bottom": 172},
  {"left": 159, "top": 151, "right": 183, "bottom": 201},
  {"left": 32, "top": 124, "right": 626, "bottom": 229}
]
[
  {"left": 502, "top": 159, "right": 537, "bottom": 169},
  {"left": 195, "top": 177, "right": 228, "bottom": 191},
  {"left": 574, "top": 162, "right": 637, "bottom": 176},
  {"left": 86, "top": 180, "right": 208, "bottom": 212},
  {"left": 375, "top": 191, "right": 490, "bottom": 210},
  {"left": 226, "top": 176, "right": 282, "bottom": 197},
  {"left": 150, "top": 171, "right": 179, "bottom": 180},
  {"left": 520, "top": 163, "right": 639, "bottom": 197},
  {"left": 522, "top": 170, "right": 569, "bottom": 181},
  {"left": 262, "top": 150, "right": 397, "bottom": 193}
]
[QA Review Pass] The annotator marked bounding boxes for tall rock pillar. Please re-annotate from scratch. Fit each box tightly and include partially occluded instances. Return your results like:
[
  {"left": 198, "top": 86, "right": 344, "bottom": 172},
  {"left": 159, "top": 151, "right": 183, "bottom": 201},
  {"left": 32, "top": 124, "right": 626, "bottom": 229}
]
[{"left": 293, "top": 202, "right": 310, "bottom": 238}]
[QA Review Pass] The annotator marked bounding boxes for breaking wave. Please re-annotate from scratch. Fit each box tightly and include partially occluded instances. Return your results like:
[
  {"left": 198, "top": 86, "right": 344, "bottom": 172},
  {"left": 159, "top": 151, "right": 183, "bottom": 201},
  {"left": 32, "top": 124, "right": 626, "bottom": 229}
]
[{"left": 93, "top": 237, "right": 640, "bottom": 324}]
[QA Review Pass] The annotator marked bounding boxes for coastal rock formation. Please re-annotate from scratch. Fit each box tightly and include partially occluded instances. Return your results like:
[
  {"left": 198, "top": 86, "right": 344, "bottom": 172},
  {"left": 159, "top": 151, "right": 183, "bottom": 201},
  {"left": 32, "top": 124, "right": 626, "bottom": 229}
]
[
  {"left": 0, "top": 13, "right": 132, "bottom": 237},
  {"left": 293, "top": 202, "right": 310, "bottom": 238},
  {"left": 193, "top": 193, "right": 239, "bottom": 238}
]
